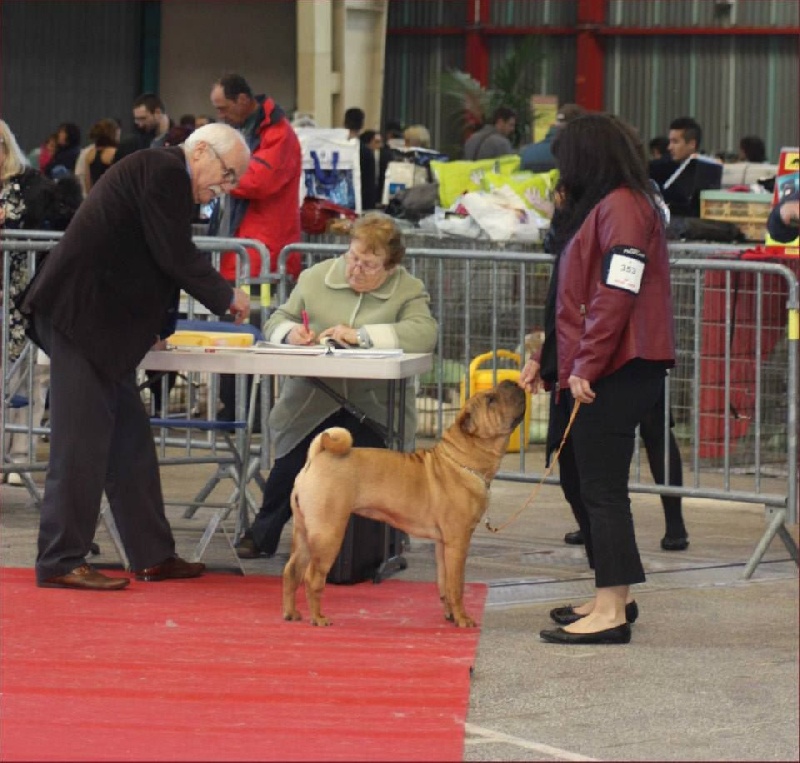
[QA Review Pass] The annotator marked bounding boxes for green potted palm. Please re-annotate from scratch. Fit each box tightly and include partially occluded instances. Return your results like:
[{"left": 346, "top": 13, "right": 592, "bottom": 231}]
[{"left": 438, "top": 37, "right": 544, "bottom": 157}]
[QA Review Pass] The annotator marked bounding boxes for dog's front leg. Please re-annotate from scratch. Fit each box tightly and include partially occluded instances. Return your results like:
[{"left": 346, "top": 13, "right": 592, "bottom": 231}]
[
  {"left": 434, "top": 540, "right": 453, "bottom": 622},
  {"left": 443, "top": 540, "right": 474, "bottom": 628}
]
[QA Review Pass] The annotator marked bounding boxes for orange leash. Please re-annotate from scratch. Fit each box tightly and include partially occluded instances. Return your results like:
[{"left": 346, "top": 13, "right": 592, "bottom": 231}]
[{"left": 484, "top": 400, "right": 581, "bottom": 534}]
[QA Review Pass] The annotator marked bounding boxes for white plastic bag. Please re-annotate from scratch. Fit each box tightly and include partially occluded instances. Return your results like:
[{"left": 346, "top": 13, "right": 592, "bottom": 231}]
[
  {"left": 294, "top": 128, "right": 362, "bottom": 213},
  {"left": 459, "top": 192, "right": 520, "bottom": 241}
]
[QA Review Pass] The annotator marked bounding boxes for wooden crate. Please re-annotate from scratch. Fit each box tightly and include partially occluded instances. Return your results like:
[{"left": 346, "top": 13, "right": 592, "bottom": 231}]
[{"left": 700, "top": 190, "right": 771, "bottom": 241}]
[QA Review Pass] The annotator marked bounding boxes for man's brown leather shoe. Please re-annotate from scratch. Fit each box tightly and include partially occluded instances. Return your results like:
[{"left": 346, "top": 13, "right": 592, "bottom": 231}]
[
  {"left": 134, "top": 556, "right": 205, "bottom": 582},
  {"left": 39, "top": 564, "right": 130, "bottom": 591}
]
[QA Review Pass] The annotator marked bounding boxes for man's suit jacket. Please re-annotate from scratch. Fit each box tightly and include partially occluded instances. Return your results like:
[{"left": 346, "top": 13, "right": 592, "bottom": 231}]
[{"left": 23, "top": 147, "right": 233, "bottom": 380}]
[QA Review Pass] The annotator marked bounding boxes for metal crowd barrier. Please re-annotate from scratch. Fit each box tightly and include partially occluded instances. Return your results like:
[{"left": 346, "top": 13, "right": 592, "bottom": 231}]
[
  {"left": 277, "top": 242, "right": 798, "bottom": 577},
  {"left": 4, "top": 233, "right": 797, "bottom": 577},
  {"left": 1, "top": 233, "right": 273, "bottom": 513}
]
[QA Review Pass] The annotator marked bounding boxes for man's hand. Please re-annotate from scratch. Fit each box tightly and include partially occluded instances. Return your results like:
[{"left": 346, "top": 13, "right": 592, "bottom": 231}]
[
  {"left": 780, "top": 200, "right": 800, "bottom": 227},
  {"left": 229, "top": 288, "right": 250, "bottom": 325},
  {"left": 519, "top": 358, "right": 543, "bottom": 394},
  {"left": 568, "top": 374, "right": 596, "bottom": 404}
]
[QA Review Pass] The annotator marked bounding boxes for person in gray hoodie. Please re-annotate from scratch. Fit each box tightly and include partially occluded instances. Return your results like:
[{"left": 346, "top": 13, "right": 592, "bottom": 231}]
[{"left": 463, "top": 106, "right": 517, "bottom": 160}]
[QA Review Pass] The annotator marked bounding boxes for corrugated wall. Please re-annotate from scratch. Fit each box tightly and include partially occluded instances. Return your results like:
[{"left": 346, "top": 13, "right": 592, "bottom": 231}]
[
  {"left": 0, "top": 1, "right": 142, "bottom": 153},
  {"left": 384, "top": 0, "right": 798, "bottom": 161},
  {"left": 608, "top": 0, "right": 799, "bottom": 27},
  {"left": 606, "top": 1, "right": 799, "bottom": 158}
]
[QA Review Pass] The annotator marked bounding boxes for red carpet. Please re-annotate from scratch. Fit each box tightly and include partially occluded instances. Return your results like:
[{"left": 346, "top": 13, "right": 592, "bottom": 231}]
[{"left": 0, "top": 568, "right": 486, "bottom": 762}]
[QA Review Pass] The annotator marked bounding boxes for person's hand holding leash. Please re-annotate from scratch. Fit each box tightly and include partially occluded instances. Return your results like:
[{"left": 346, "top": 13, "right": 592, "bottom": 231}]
[
  {"left": 568, "top": 374, "right": 596, "bottom": 404},
  {"left": 519, "top": 358, "right": 544, "bottom": 394}
]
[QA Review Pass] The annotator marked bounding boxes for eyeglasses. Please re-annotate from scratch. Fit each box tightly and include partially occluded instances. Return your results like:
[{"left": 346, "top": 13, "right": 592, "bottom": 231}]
[
  {"left": 207, "top": 143, "right": 237, "bottom": 185},
  {"left": 345, "top": 249, "right": 384, "bottom": 274}
]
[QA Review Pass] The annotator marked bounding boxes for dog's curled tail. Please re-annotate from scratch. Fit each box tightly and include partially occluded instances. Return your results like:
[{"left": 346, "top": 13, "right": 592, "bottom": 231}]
[{"left": 306, "top": 426, "right": 353, "bottom": 463}]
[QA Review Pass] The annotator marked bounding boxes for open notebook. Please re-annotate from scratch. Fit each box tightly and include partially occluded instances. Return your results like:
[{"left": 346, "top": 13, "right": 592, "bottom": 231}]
[
  {"left": 165, "top": 339, "right": 403, "bottom": 359},
  {"left": 253, "top": 340, "right": 403, "bottom": 358}
]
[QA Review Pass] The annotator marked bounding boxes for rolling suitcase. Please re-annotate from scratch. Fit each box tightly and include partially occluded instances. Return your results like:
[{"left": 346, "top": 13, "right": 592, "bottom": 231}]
[{"left": 327, "top": 515, "right": 402, "bottom": 585}]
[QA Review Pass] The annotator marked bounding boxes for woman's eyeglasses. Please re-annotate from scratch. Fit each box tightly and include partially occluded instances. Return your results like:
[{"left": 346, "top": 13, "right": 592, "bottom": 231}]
[
  {"left": 345, "top": 249, "right": 384, "bottom": 274},
  {"left": 207, "top": 143, "right": 237, "bottom": 185}
]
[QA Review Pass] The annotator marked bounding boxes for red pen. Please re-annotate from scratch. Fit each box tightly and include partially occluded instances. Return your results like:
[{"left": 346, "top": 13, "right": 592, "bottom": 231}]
[{"left": 301, "top": 309, "right": 310, "bottom": 332}]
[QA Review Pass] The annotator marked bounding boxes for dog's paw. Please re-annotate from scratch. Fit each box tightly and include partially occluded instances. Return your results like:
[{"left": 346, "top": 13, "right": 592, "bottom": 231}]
[
  {"left": 444, "top": 612, "right": 455, "bottom": 623},
  {"left": 311, "top": 616, "right": 332, "bottom": 626},
  {"left": 454, "top": 614, "right": 476, "bottom": 628},
  {"left": 283, "top": 610, "right": 302, "bottom": 622}
]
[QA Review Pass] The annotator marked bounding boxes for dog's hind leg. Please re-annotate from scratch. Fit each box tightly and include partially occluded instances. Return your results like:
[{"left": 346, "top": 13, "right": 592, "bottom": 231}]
[
  {"left": 303, "top": 517, "right": 351, "bottom": 626},
  {"left": 282, "top": 502, "right": 310, "bottom": 622},
  {"left": 303, "top": 559, "right": 332, "bottom": 627},
  {"left": 434, "top": 540, "right": 454, "bottom": 622}
]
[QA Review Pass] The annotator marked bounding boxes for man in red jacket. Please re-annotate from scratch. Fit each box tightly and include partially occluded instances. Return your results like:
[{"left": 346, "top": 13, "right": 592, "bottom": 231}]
[{"left": 209, "top": 73, "right": 302, "bottom": 282}]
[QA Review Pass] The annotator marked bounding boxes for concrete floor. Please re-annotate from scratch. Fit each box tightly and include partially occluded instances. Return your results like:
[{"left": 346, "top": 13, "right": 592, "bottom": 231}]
[{"left": 1, "top": 446, "right": 797, "bottom": 762}]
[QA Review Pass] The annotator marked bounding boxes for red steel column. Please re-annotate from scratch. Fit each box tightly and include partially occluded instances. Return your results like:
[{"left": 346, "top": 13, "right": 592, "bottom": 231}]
[
  {"left": 575, "top": 0, "right": 606, "bottom": 111},
  {"left": 465, "top": 0, "right": 490, "bottom": 87}
]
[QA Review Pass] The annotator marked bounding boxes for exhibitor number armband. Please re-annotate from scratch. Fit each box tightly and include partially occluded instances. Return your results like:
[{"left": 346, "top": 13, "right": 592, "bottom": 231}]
[{"left": 602, "top": 245, "right": 646, "bottom": 294}]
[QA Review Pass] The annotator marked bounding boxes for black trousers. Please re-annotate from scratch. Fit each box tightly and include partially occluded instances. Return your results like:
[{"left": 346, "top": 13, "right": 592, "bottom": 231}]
[
  {"left": 250, "top": 408, "right": 386, "bottom": 555},
  {"left": 557, "top": 361, "right": 666, "bottom": 588},
  {"left": 639, "top": 394, "right": 687, "bottom": 538},
  {"left": 33, "top": 315, "right": 175, "bottom": 582},
  {"left": 553, "top": 375, "right": 687, "bottom": 542}
]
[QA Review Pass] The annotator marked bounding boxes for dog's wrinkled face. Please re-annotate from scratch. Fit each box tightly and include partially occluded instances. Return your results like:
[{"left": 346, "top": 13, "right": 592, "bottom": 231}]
[{"left": 458, "top": 380, "right": 527, "bottom": 438}]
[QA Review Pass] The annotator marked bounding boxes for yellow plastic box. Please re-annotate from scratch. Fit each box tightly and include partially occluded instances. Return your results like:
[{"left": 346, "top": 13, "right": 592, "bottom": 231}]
[
  {"left": 460, "top": 350, "right": 531, "bottom": 453},
  {"left": 167, "top": 330, "right": 254, "bottom": 348}
]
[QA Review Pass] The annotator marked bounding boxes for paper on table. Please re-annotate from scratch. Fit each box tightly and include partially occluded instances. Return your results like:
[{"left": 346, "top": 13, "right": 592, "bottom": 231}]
[
  {"left": 254, "top": 341, "right": 403, "bottom": 358},
  {"left": 251, "top": 341, "right": 328, "bottom": 355},
  {"left": 164, "top": 342, "right": 404, "bottom": 358}
]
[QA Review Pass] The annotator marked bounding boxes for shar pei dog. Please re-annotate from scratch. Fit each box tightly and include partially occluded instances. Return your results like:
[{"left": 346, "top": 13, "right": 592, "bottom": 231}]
[{"left": 283, "top": 380, "right": 527, "bottom": 627}]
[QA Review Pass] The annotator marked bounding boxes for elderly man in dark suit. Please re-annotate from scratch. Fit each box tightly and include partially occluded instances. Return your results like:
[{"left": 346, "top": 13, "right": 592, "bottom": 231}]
[{"left": 22, "top": 123, "right": 252, "bottom": 591}]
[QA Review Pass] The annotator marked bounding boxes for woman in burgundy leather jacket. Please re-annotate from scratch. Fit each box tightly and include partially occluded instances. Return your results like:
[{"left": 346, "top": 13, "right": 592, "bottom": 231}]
[{"left": 520, "top": 114, "right": 676, "bottom": 645}]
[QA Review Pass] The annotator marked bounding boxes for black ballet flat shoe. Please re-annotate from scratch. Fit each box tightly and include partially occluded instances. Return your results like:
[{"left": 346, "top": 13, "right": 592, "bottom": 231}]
[
  {"left": 563, "top": 530, "right": 585, "bottom": 545},
  {"left": 661, "top": 535, "right": 689, "bottom": 551},
  {"left": 539, "top": 623, "right": 631, "bottom": 645},
  {"left": 549, "top": 600, "right": 639, "bottom": 626}
]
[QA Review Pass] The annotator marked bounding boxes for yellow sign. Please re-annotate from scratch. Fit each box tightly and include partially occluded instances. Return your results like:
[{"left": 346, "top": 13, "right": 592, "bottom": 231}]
[{"left": 530, "top": 96, "right": 558, "bottom": 143}]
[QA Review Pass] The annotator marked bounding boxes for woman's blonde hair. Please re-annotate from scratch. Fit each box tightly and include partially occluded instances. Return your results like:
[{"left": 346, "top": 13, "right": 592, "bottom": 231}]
[
  {"left": 0, "top": 120, "right": 28, "bottom": 182},
  {"left": 350, "top": 212, "right": 405, "bottom": 267},
  {"left": 404, "top": 124, "right": 431, "bottom": 149}
]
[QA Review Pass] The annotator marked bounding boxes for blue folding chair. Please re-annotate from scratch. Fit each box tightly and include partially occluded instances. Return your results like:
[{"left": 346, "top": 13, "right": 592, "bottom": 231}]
[{"left": 146, "top": 319, "right": 266, "bottom": 566}]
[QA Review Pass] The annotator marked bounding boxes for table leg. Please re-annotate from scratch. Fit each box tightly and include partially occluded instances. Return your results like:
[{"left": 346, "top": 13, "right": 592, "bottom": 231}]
[{"left": 375, "top": 377, "right": 409, "bottom": 583}]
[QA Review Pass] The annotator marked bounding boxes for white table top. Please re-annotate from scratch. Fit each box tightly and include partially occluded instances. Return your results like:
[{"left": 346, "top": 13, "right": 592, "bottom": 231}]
[{"left": 140, "top": 348, "right": 432, "bottom": 380}]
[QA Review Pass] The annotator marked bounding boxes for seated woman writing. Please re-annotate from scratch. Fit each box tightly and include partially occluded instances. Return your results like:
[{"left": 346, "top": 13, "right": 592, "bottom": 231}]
[{"left": 236, "top": 212, "right": 438, "bottom": 559}]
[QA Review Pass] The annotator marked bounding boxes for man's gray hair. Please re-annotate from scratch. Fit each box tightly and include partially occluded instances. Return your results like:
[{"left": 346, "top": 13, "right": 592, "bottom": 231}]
[{"left": 185, "top": 122, "right": 248, "bottom": 155}]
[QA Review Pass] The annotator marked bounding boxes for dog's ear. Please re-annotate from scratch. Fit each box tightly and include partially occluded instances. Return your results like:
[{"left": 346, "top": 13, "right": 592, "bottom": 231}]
[{"left": 458, "top": 407, "right": 478, "bottom": 435}]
